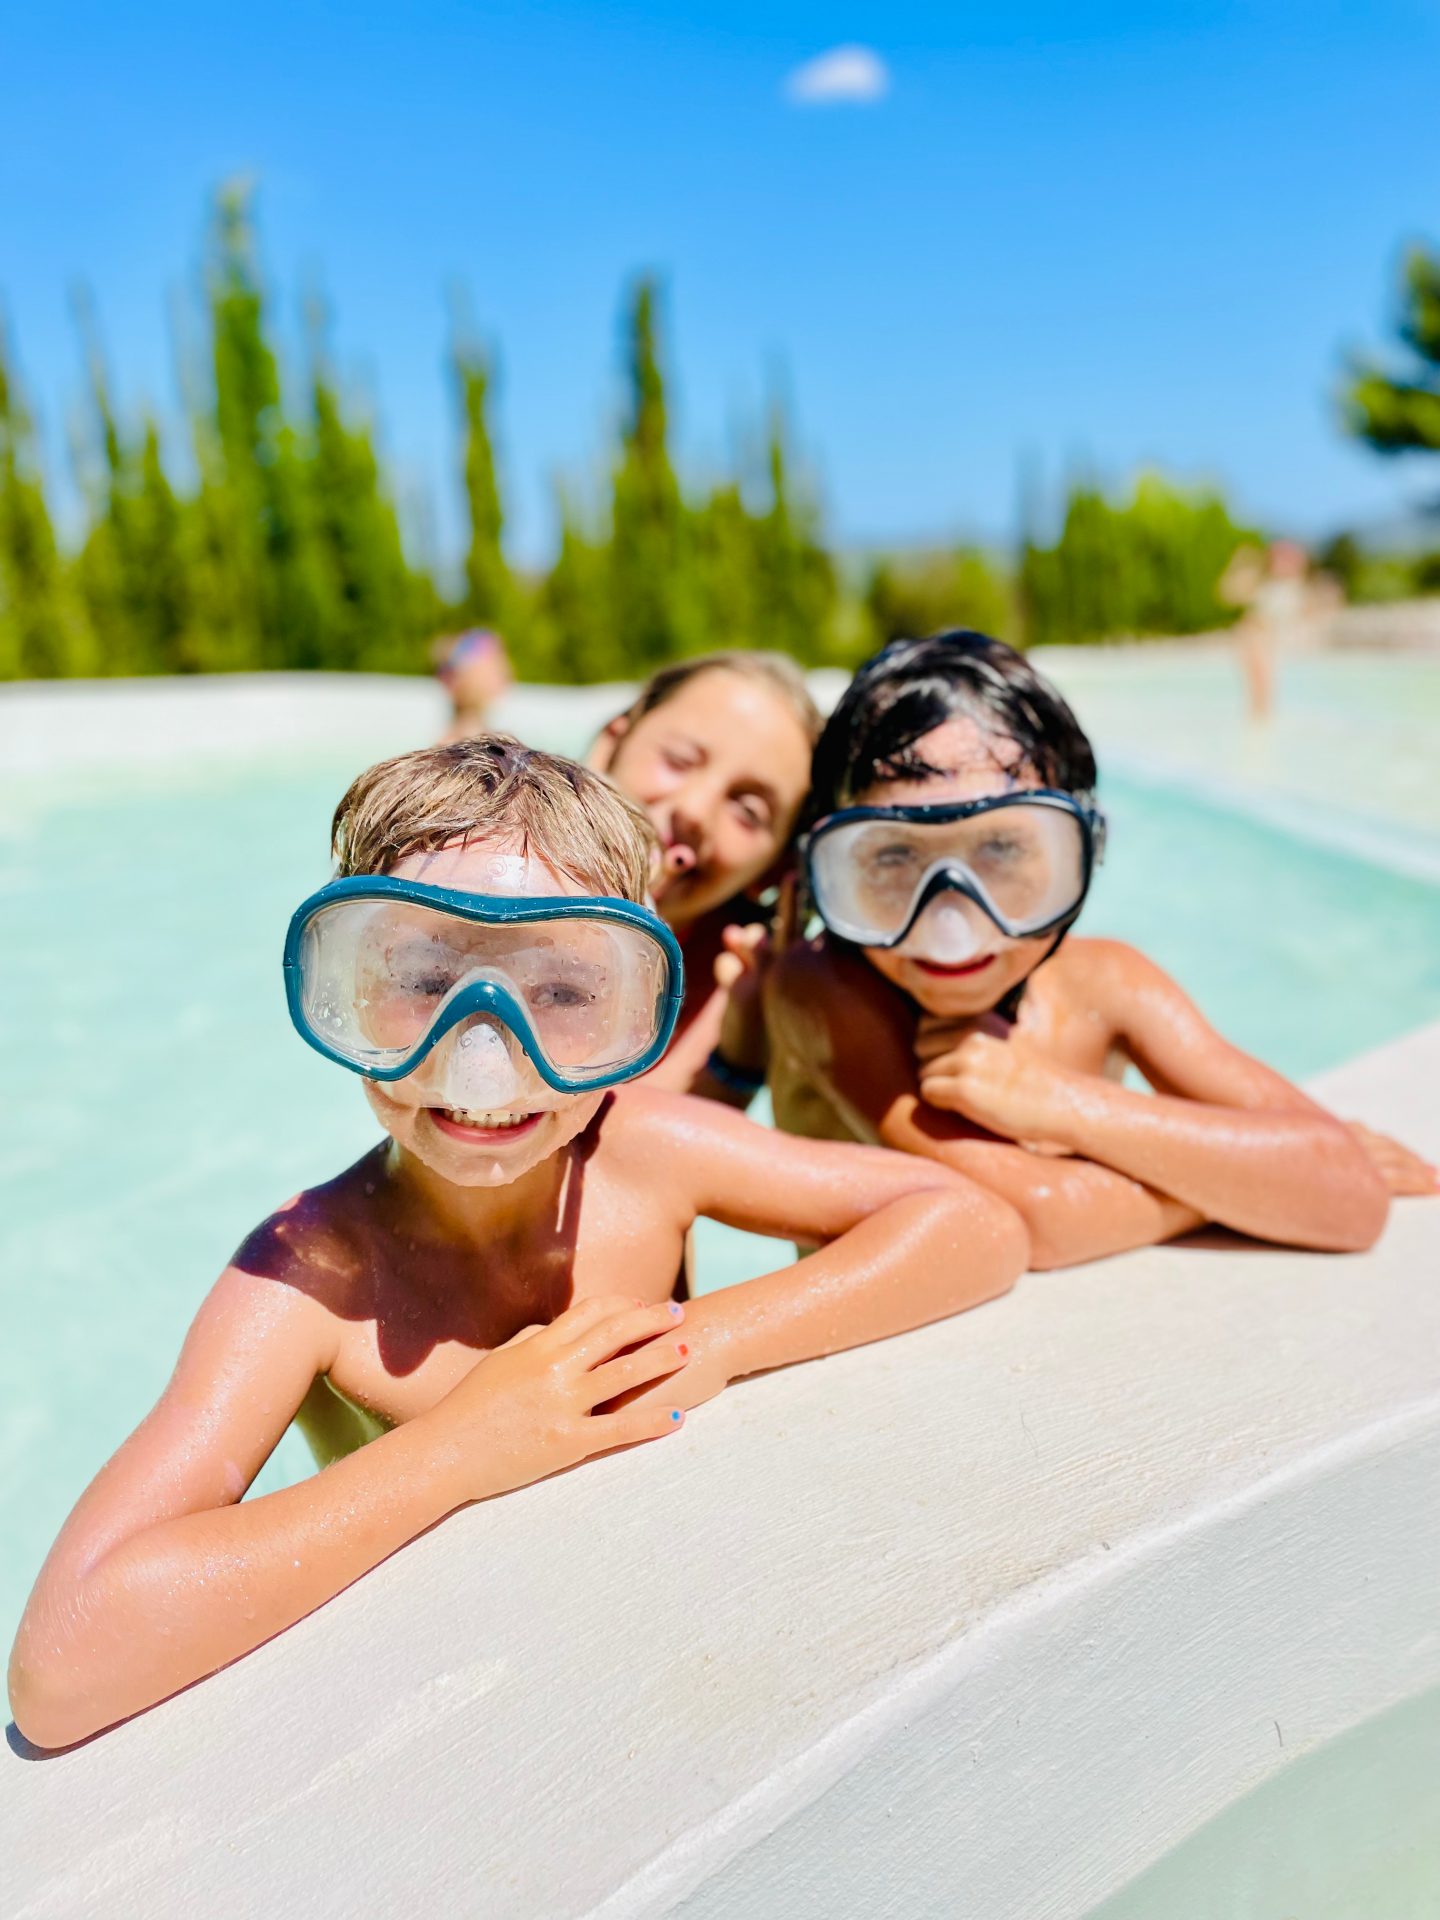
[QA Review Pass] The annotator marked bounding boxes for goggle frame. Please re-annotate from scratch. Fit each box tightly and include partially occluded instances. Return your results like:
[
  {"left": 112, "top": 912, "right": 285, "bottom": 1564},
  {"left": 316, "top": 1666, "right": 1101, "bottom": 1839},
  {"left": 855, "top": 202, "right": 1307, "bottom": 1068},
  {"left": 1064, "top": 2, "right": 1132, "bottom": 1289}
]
[
  {"left": 283, "top": 875, "right": 685, "bottom": 1093},
  {"left": 800, "top": 789, "right": 1107, "bottom": 950}
]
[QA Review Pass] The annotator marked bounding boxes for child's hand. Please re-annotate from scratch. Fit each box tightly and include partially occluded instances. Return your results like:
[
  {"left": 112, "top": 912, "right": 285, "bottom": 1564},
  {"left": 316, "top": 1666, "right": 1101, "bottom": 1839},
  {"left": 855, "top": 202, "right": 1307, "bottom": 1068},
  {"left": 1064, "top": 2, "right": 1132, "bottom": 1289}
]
[
  {"left": 599, "top": 1294, "right": 736, "bottom": 1416},
  {"left": 916, "top": 1022, "right": 1082, "bottom": 1151},
  {"left": 427, "top": 1297, "right": 691, "bottom": 1501},
  {"left": 712, "top": 876, "right": 799, "bottom": 1074},
  {"left": 713, "top": 922, "right": 772, "bottom": 1073},
  {"left": 1346, "top": 1120, "right": 1440, "bottom": 1196}
]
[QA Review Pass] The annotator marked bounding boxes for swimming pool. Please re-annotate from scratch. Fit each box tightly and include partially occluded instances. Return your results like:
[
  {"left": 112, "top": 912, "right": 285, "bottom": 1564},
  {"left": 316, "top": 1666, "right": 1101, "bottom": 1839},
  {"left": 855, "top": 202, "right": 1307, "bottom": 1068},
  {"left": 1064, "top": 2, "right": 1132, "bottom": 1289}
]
[{"left": 2, "top": 722, "right": 1438, "bottom": 1662}]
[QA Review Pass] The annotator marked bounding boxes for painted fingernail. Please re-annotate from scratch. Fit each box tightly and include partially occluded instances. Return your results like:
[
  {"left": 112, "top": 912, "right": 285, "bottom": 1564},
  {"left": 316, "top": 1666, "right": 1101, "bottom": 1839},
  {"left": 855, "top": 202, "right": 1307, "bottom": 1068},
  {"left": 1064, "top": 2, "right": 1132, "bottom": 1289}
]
[
  {"left": 668, "top": 1302, "right": 683, "bottom": 1318},
  {"left": 670, "top": 1410, "right": 683, "bottom": 1424},
  {"left": 676, "top": 1343, "right": 689, "bottom": 1358}
]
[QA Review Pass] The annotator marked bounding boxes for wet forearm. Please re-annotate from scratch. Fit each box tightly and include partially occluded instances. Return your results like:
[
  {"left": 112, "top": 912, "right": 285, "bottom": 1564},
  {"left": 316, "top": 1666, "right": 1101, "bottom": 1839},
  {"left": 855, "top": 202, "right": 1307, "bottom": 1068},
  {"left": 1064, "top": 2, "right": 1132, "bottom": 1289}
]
[
  {"left": 1044, "top": 1079, "right": 1387, "bottom": 1250},
  {"left": 928, "top": 1137, "right": 1204, "bottom": 1269},
  {"left": 697, "top": 1185, "right": 1027, "bottom": 1380},
  {"left": 10, "top": 1415, "right": 471, "bottom": 1749}
]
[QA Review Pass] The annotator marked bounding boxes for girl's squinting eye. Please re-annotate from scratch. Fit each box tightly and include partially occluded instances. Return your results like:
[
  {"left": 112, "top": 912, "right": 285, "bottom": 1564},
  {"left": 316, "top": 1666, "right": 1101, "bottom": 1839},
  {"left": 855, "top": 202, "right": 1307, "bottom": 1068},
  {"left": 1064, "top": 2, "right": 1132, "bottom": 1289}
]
[
  {"left": 659, "top": 741, "right": 703, "bottom": 774},
  {"left": 733, "top": 795, "right": 773, "bottom": 833}
]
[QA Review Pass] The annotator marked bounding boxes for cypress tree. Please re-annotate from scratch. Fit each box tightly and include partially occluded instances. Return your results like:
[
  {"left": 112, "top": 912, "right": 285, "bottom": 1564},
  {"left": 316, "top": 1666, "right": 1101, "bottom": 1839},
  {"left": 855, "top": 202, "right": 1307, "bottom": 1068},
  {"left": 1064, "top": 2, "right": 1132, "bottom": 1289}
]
[
  {"left": 608, "top": 276, "right": 696, "bottom": 670},
  {"left": 306, "top": 296, "right": 427, "bottom": 672},
  {"left": 0, "top": 317, "right": 91, "bottom": 679},
  {"left": 450, "top": 319, "right": 511, "bottom": 631},
  {"left": 748, "top": 411, "right": 837, "bottom": 662},
  {"left": 188, "top": 184, "right": 326, "bottom": 670},
  {"left": 72, "top": 292, "right": 193, "bottom": 674}
]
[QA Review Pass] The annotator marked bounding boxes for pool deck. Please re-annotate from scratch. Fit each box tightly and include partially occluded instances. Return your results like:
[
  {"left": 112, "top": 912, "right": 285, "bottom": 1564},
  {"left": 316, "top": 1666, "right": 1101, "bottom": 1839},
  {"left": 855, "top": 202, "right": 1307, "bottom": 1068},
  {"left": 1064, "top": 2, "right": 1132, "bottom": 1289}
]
[{"left": 5, "top": 1022, "right": 1438, "bottom": 1919}]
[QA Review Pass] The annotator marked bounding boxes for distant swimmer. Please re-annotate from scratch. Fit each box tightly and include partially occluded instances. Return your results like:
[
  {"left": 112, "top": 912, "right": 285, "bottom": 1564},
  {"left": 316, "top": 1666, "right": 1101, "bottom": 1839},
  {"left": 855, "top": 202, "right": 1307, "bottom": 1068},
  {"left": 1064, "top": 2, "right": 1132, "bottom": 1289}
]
[
  {"left": 433, "top": 626, "right": 513, "bottom": 741},
  {"left": 1220, "top": 540, "right": 1337, "bottom": 723}
]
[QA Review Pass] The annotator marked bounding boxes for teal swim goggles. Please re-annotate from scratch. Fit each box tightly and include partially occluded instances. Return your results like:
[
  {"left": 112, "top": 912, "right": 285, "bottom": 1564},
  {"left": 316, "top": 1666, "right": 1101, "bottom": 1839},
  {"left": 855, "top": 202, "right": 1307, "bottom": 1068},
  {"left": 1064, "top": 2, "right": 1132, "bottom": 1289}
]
[{"left": 284, "top": 877, "right": 684, "bottom": 1096}]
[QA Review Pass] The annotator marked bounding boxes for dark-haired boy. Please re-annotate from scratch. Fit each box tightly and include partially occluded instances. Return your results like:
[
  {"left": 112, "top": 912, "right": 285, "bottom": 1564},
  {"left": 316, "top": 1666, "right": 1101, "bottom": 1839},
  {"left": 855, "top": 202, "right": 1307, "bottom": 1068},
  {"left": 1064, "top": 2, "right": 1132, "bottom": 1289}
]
[{"left": 766, "top": 631, "right": 1431, "bottom": 1270}]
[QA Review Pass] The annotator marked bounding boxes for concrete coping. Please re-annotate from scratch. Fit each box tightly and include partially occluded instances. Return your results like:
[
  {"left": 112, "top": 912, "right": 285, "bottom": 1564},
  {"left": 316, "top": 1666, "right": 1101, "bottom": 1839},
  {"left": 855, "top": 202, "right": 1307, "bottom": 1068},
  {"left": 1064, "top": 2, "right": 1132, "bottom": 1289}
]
[{"left": 5, "top": 1023, "right": 1438, "bottom": 1918}]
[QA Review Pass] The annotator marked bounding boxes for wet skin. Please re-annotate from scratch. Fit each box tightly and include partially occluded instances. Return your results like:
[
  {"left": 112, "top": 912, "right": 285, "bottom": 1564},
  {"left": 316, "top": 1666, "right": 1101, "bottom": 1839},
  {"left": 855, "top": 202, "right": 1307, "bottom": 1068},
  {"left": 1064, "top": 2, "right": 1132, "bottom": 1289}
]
[
  {"left": 10, "top": 832, "right": 1027, "bottom": 1751},
  {"left": 592, "top": 668, "right": 813, "bottom": 1099},
  {"left": 767, "top": 715, "right": 1399, "bottom": 1270}
]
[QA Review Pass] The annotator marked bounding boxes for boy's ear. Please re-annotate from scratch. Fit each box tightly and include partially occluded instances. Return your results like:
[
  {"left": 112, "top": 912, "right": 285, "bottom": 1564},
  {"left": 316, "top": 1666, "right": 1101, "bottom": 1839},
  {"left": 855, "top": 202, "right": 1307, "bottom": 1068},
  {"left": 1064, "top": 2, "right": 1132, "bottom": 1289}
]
[{"left": 589, "top": 716, "right": 629, "bottom": 774}]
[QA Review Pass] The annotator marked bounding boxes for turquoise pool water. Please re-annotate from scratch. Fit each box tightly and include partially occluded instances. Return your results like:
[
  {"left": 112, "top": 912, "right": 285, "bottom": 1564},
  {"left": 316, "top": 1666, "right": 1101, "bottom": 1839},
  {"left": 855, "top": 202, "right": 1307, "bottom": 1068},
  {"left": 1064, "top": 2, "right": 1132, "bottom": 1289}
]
[
  {"left": 2, "top": 747, "right": 1438, "bottom": 1657},
  {"left": 1086, "top": 1685, "right": 1440, "bottom": 1920}
]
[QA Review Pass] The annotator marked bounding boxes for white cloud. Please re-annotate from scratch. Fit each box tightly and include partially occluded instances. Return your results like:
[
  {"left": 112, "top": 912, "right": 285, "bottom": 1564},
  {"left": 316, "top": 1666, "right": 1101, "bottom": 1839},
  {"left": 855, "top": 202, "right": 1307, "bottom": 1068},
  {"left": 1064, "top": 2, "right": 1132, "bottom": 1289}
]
[{"left": 784, "top": 44, "right": 890, "bottom": 106}]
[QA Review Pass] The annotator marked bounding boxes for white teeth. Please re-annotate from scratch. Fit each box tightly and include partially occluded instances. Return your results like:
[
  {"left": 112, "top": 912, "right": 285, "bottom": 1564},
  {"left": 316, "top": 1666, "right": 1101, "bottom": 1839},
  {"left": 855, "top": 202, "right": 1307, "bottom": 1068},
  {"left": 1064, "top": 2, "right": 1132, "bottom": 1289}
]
[{"left": 442, "top": 1108, "right": 531, "bottom": 1131}]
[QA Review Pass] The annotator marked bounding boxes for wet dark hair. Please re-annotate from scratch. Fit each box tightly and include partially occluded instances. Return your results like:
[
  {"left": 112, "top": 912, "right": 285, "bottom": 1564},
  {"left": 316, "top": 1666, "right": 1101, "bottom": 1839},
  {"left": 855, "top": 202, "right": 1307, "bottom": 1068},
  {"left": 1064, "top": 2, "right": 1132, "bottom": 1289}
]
[{"left": 807, "top": 630, "right": 1096, "bottom": 824}]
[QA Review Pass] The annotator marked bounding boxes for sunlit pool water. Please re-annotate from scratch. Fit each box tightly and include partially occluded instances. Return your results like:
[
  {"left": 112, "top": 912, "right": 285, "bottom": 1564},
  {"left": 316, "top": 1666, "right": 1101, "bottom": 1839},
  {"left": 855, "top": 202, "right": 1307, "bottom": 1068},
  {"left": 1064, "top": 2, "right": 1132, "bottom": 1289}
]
[
  {"left": 1086, "top": 1685, "right": 1440, "bottom": 1920},
  {"left": 2, "top": 737, "right": 1438, "bottom": 1669}
]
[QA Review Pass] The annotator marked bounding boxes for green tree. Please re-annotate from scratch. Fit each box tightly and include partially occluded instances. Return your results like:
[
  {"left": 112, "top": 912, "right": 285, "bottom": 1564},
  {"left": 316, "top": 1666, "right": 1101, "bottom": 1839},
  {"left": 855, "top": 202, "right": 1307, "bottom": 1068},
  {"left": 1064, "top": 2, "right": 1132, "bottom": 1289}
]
[
  {"left": 1020, "top": 472, "right": 1255, "bottom": 646},
  {"left": 865, "top": 546, "right": 1011, "bottom": 651},
  {"left": 1342, "top": 244, "right": 1440, "bottom": 456},
  {"left": 608, "top": 276, "right": 698, "bottom": 670},
  {"left": 450, "top": 321, "right": 511, "bottom": 629},
  {"left": 746, "top": 416, "right": 838, "bottom": 663},
  {"left": 71, "top": 293, "right": 194, "bottom": 674},
  {"left": 0, "top": 317, "right": 91, "bottom": 679},
  {"left": 186, "top": 184, "right": 327, "bottom": 670},
  {"left": 306, "top": 298, "right": 432, "bottom": 672}
]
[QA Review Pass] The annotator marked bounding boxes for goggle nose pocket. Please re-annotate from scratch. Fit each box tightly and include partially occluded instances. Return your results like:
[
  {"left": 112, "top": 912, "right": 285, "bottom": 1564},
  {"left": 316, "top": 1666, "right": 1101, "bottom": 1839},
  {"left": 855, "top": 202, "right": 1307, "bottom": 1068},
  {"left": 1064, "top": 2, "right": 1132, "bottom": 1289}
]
[
  {"left": 439, "top": 1020, "right": 520, "bottom": 1111},
  {"left": 902, "top": 893, "right": 985, "bottom": 963}
]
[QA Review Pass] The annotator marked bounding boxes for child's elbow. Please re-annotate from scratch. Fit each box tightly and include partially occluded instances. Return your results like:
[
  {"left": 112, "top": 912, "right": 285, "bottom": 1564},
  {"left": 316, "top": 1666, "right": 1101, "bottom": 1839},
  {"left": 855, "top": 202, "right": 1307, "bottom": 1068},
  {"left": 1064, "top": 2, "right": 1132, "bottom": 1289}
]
[
  {"left": 1325, "top": 1166, "right": 1390, "bottom": 1254},
  {"left": 1305, "top": 1128, "right": 1391, "bottom": 1254},
  {"left": 947, "top": 1183, "right": 1030, "bottom": 1294},
  {"left": 8, "top": 1654, "right": 89, "bottom": 1753},
  {"left": 8, "top": 1618, "right": 110, "bottom": 1752}
]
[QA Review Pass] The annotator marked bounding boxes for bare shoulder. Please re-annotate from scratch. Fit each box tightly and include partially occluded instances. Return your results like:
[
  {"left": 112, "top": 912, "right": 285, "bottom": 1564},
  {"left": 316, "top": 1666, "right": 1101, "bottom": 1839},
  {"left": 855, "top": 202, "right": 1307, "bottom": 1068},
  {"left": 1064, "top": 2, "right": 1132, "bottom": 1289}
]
[
  {"left": 1044, "top": 936, "right": 1182, "bottom": 1016},
  {"left": 226, "top": 1144, "right": 388, "bottom": 1325}
]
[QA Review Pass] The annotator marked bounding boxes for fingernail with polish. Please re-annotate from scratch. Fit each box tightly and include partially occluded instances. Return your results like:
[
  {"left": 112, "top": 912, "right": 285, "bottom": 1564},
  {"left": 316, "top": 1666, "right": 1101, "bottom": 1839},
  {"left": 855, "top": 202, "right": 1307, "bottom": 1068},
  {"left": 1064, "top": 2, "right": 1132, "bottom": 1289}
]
[{"left": 676, "top": 1343, "right": 689, "bottom": 1358}]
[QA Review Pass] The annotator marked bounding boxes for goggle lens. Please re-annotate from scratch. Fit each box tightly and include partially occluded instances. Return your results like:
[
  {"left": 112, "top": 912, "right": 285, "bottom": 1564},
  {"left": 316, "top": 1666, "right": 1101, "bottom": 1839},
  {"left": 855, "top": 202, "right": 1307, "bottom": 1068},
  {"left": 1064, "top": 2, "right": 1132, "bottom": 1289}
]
[
  {"left": 810, "top": 798, "right": 1092, "bottom": 945},
  {"left": 297, "top": 898, "right": 670, "bottom": 1083}
]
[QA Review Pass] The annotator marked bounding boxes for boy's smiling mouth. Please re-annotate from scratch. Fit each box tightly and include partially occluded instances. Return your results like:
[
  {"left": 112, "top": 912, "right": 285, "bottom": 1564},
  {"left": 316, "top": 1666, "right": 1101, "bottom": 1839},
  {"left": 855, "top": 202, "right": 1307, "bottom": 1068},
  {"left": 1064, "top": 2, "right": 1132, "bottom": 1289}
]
[
  {"left": 912, "top": 955, "right": 997, "bottom": 977},
  {"left": 428, "top": 1107, "right": 545, "bottom": 1143}
]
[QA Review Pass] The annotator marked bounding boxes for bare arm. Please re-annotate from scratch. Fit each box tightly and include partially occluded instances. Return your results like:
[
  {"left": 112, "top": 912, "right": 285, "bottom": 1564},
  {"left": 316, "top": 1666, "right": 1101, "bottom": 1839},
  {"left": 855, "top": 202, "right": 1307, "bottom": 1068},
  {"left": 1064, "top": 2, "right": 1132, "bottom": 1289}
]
[
  {"left": 767, "top": 940, "right": 1201, "bottom": 1269},
  {"left": 918, "top": 943, "right": 1388, "bottom": 1253},
  {"left": 610, "top": 1090, "right": 1029, "bottom": 1401},
  {"left": 9, "top": 1276, "right": 689, "bottom": 1749}
]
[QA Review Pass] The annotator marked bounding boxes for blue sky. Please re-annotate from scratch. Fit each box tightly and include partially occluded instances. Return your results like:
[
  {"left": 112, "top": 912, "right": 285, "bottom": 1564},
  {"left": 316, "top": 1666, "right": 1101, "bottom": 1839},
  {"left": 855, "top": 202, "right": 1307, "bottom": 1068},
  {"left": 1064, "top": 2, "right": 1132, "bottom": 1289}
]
[{"left": 1, "top": 0, "right": 1436, "bottom": 567}]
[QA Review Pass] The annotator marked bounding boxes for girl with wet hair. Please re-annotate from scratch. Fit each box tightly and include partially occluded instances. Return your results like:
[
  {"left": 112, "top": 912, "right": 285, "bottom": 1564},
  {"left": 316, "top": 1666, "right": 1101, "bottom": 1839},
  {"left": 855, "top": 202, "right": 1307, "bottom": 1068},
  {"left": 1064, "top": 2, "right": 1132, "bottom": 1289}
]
[{"left": 766, "top": 629, "right": 1425, "bottom": 1269}]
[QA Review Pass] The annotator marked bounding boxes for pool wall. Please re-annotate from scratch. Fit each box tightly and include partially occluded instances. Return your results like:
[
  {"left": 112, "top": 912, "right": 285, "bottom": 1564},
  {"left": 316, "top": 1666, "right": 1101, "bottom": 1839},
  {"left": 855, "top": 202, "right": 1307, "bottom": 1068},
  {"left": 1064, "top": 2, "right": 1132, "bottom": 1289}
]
[
  {"left": 4, "top": 669, "right": 1437, "bottom": 1915},
  {"left": 5, "top": 1023, "right": 1437, "bottom": 1918}
]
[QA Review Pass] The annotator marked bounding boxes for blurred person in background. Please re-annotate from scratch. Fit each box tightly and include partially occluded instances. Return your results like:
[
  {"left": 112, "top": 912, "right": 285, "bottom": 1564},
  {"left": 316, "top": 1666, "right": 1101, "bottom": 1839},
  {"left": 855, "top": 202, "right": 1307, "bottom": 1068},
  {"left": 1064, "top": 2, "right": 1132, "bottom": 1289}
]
[
  {"left": 433, "top": 628, "right": 514, "bottom": 741},
  {"left": 1221, "top": 540, "right": 1337, "bottom": 723},
  {"left": 590, "top": 652, "right": 821, "bottom": 1106}
]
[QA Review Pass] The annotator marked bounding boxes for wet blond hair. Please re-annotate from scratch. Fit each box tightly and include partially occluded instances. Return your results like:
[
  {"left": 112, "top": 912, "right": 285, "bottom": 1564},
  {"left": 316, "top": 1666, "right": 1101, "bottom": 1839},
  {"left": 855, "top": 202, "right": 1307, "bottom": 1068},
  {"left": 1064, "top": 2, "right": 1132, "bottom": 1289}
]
[
  {"left": 609, "top": 650, "right": 824, "bottom": 753},
  {"left": 332, "top": 734, "right": 659, "bottom": 902}
]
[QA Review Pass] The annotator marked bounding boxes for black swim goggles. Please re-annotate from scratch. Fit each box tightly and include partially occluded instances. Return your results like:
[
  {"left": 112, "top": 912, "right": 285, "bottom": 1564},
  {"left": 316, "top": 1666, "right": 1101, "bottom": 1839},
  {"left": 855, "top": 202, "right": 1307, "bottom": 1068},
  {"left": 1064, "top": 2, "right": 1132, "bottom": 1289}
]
[{"left": 800, "top": 791, "right": 1106, "bottom": 953}]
